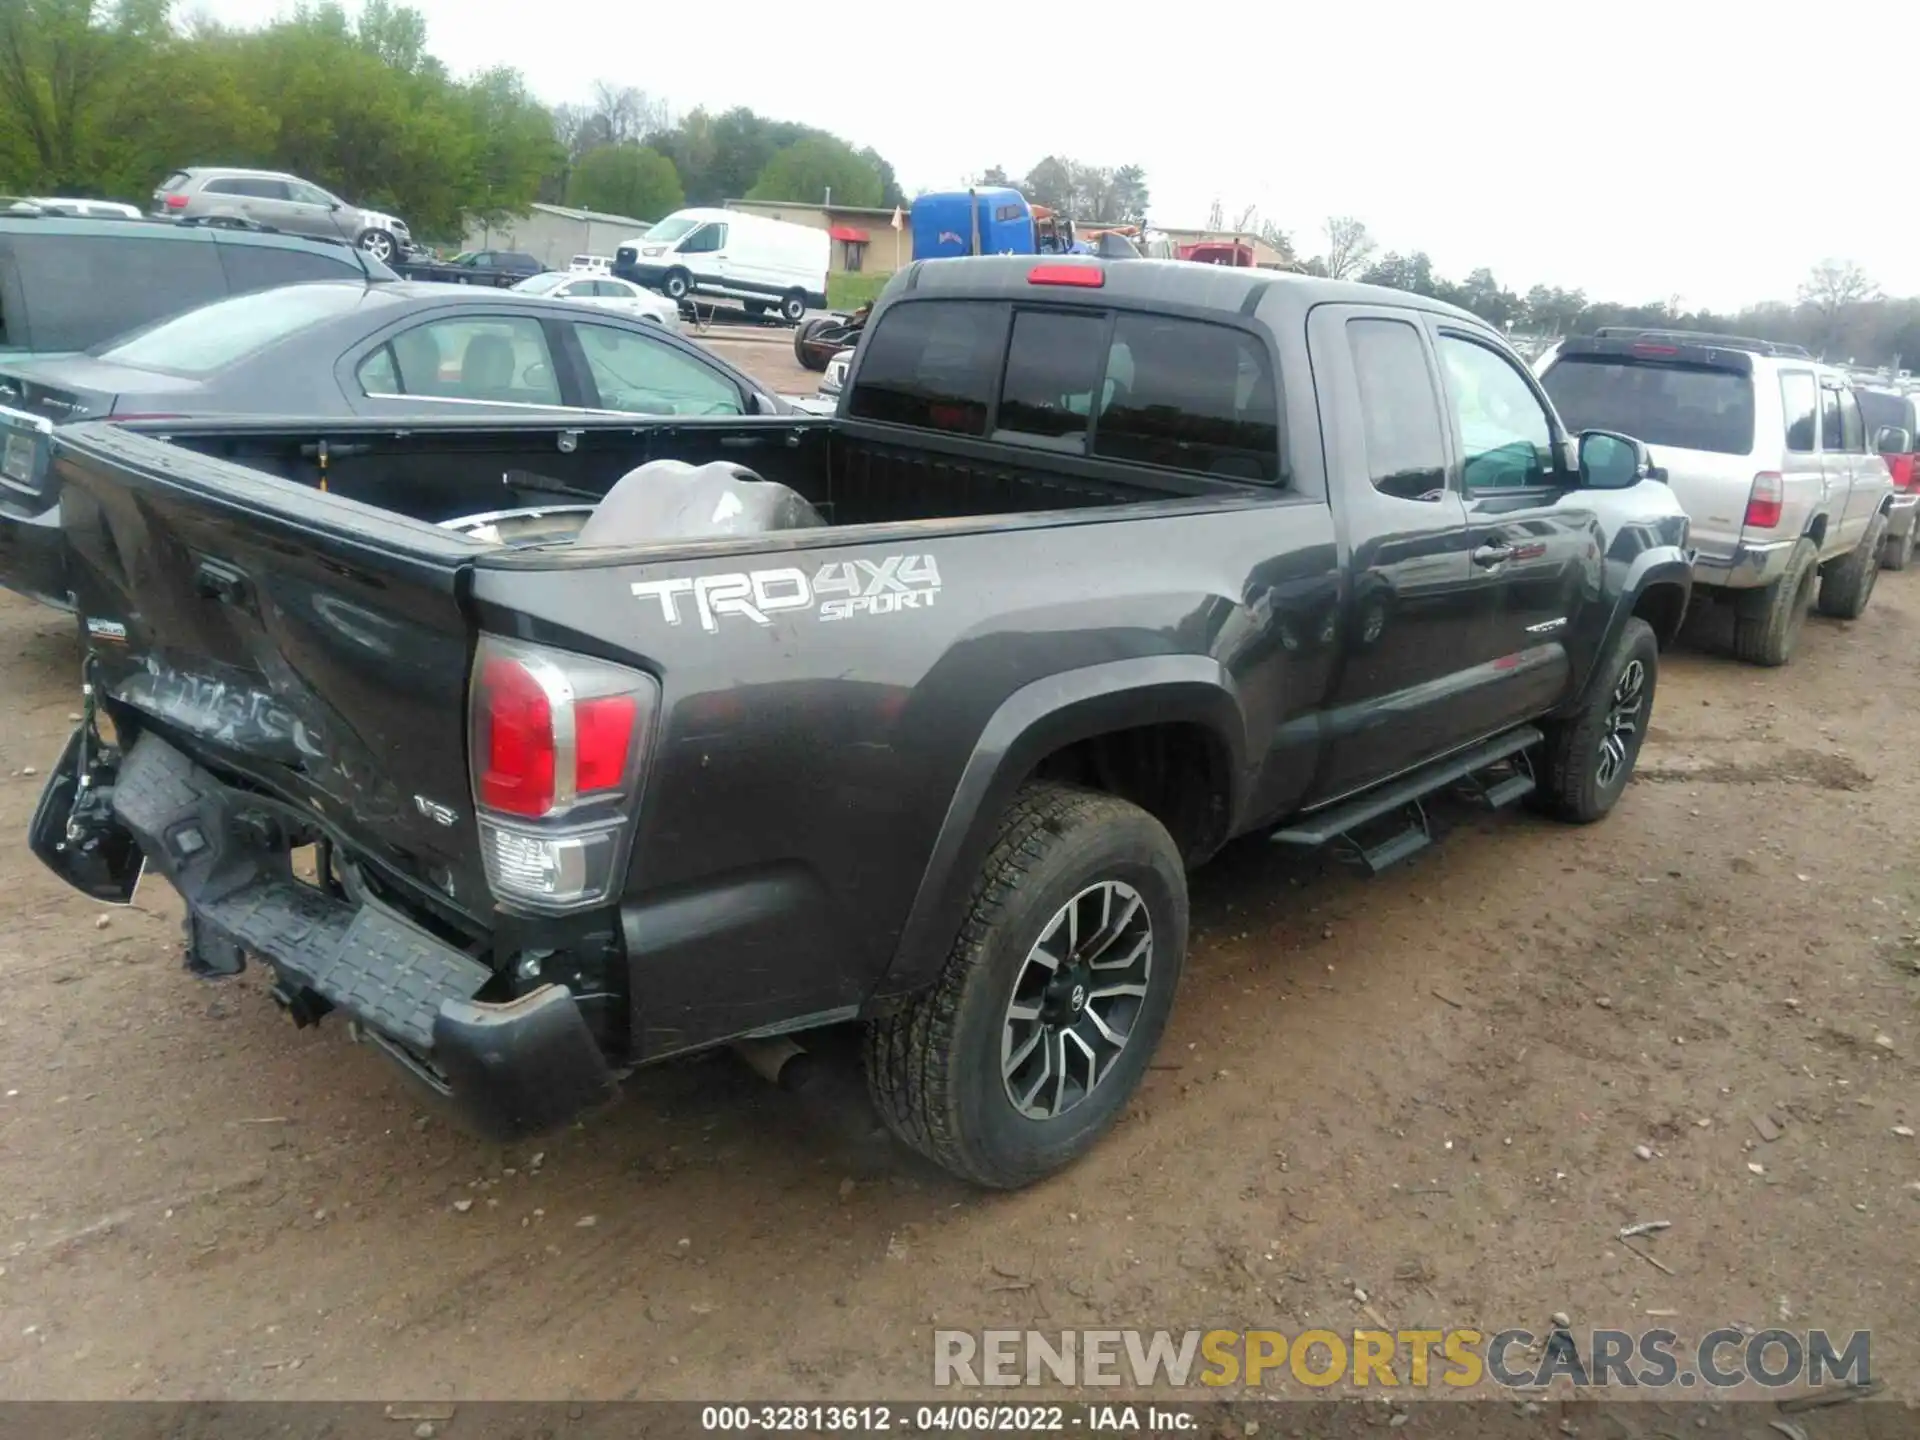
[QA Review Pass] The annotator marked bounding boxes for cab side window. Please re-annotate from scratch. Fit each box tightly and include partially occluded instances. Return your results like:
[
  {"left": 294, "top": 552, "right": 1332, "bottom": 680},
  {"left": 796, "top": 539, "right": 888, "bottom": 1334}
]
[
  {"left": 1347, "top": 318, "right": 1447, "bottom": 501},
  {"left": 1436, "top": 333, "right": 1555, "bottom": 489}
]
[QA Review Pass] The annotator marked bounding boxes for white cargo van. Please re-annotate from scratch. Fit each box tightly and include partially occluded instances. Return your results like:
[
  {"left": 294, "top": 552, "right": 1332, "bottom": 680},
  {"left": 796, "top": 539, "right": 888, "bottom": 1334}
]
[{"left": 612, "top": 207, "right": 829, "bottom": 322}]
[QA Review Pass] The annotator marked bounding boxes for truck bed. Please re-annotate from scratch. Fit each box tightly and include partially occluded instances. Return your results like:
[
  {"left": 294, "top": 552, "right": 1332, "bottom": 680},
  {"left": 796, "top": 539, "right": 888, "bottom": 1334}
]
[{"left": 155, "top": 414, "right": 1238, "bottom": 539}]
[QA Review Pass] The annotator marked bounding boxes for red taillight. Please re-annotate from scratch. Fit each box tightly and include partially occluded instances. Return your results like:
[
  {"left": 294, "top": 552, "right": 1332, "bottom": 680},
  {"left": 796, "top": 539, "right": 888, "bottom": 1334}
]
[
  {"left": 1744, "top": 471, "right": 1784, "bottom": 529},
  {"left": 163, "top": 194, "right": 187, "bottom": 210},
  {"left": 467, "top": 636, "right": 659, "bottom": 912},
  {"left": 476, "top": 654, "right": 556, "bottom": 817},
  {"left": 1028, "top": 263, "right": 1104, "bottom": 288},
  {"left": 1891, "top": 455, "right": 1917, "bottom": 491},
  {"left": 574, "top": 694, "right": 637, "bottom": 794}
]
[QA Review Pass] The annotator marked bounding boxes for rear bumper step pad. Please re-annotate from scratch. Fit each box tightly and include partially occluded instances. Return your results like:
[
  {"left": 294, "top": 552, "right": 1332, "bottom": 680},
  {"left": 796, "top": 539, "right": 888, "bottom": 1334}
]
[{"left": 110, "top": 733, "right": 615, "bottom": 1138}]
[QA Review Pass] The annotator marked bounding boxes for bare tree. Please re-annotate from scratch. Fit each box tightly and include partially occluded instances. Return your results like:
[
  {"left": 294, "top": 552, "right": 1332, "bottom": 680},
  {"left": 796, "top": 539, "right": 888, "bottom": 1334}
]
[
  {"left": 1799, "top": 260, "right": 1878, "bottom": 316},
  {"left": 1799, "top": 260, "right": 1880, "bottom": 355},
  {"left": 1322, "top": 215, "right": 1376, "bottom": 280}
]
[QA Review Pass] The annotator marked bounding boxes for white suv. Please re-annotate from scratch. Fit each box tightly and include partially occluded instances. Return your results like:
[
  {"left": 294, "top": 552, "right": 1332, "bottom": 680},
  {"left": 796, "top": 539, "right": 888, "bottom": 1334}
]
[{"left": 1538, "top": 329, "right": 1899, "bottom": 665}]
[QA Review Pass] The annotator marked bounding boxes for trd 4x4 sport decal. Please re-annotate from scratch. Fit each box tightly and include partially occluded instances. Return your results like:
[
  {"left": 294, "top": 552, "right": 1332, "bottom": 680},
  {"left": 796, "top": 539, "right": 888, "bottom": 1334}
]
[{"left": 631, "top": 555, "right": 942, "bottom": 633}]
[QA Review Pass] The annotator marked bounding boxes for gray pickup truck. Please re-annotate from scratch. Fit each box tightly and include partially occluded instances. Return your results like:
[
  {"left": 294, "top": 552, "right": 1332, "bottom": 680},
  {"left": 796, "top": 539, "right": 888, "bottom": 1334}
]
[{"left": 29, "top": 258, "right": 1693, "bottom": 1188}]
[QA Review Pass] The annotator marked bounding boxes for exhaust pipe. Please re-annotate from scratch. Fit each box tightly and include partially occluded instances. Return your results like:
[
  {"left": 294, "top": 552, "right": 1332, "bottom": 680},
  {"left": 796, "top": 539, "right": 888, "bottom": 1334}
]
[{"left": 732, "top": 1035, "right": 816, "bottom": 1092}]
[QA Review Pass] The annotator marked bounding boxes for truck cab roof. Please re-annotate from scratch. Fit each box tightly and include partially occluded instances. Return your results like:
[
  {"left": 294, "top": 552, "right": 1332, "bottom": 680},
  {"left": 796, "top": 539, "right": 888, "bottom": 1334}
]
[{"left": 883, "top": 254, "right": 1494, "bottom": 332}]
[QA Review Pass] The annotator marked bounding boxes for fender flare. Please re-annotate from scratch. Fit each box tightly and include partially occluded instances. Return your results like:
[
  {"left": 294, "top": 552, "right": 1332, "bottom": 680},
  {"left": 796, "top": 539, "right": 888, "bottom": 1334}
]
[
  {"left": 1570, "top": 548, "right": 1694, "bottom": 711},
  {"left": 872, "top": 655, "right": 1249, "bottom": 1001}
]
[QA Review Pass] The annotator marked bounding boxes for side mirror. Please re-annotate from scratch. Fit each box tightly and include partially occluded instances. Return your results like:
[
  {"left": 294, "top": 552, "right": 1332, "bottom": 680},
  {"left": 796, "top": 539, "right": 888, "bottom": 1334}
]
[
  {"left": 1578, "top": 429, "right": 1663, "bottom": 489},
  {"left": 1875, "top": 425, "right": 1913, "bottom": 456}
]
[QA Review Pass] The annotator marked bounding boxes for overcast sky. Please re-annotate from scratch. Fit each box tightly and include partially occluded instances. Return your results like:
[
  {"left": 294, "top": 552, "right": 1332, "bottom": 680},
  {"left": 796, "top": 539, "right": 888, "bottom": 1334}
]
[{"left": 188, "top": 0, "right": 1919, "bottom": 311}]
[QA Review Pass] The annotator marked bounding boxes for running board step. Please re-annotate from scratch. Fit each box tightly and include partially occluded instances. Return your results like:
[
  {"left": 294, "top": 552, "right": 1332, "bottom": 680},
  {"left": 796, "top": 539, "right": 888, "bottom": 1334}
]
[
  {"left": 1478, "top": 771, "right": 1536, "bottom": 810},
  {"left": 1271, "top": 726, "right": 1544, "bottom": 849}
]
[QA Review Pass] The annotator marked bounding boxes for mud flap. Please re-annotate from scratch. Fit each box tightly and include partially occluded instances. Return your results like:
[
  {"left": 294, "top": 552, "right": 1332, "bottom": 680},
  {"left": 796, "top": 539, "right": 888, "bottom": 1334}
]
[{"left": 28, "top": 716, "right": 144, "bottom": 905}]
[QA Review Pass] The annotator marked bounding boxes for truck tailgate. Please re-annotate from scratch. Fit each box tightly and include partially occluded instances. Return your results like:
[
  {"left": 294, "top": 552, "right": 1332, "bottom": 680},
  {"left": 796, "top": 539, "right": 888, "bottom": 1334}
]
[{"left": 51, "top": 421, "right": 497, "bottom": 918}]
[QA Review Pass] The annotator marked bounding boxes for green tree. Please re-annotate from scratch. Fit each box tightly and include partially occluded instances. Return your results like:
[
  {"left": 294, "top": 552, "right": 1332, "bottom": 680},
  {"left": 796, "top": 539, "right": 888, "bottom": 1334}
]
[
  {"left": 747, "top": 136, "right": 881, "bottom": 208},
  {"left": 566, "top": 143, "right": 682, "bottom": 221}
]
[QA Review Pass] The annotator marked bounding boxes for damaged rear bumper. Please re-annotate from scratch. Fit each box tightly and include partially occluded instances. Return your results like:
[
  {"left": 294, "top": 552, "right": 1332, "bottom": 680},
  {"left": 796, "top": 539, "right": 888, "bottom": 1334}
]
[{"left": 71, "top": 730, "right": 618, "bottom": 1139}]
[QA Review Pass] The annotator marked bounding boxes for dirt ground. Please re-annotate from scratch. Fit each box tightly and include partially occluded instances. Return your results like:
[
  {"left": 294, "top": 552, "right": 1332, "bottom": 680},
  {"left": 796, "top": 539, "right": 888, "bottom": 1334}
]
[{"left": 0, "top": 437, "right": 1916, "bottom": 1404}]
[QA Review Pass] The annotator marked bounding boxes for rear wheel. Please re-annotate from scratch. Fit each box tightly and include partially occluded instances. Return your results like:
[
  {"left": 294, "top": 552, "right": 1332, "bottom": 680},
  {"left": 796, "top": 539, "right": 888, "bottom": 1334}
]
[
  {"left": 864, "top": 783, "right": 1187, "bottom": 1189},
  {"left": 780, "top": 290, "right": 808, "bottom": 324},
  {"left": 1818, "top": 512, "right": 1887, "bottom": 619},
  {"left": 1533, "top": 617, "right": 1658, "bottom": 824},
  {"left": 356, "top": 228, "right": 397, "bottom": 265},
  {"left": 794, "top": 317, "right": 832, "bottom": 370},
  {"left": 742, "top": 300, "right": 768, "bottom": 317},
  {"left": 1731, "top": 537, "right": 1818, "bottom": 666}
]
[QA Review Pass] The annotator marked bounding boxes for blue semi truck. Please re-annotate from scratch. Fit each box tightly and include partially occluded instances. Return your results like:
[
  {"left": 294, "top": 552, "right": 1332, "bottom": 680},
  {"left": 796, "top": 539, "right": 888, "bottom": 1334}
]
[{"left": 793, "top": 186, "right": 1100, "bottom": 371}]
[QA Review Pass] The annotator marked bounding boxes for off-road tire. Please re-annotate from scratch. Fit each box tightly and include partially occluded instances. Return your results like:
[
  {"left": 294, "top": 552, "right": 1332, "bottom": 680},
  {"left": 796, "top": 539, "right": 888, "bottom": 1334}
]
[
  {"left": 864, "top": 783, "right": 1187, "bottom": 1189},
  {"left": 1531, "top": 617, "right": 1659, "bottom": 825},
  {"left": 794, "top": 317, "right": 832, "bottom": 370},
  {"left": 1732, "top": 537, "right": 1819, "bottom": 666},
  {"left": 1820, "top": 513, "right": 1888, "bottom": 618},
  {"left": 1880, "top": 519, "right": 1915, "bottom": 572}
]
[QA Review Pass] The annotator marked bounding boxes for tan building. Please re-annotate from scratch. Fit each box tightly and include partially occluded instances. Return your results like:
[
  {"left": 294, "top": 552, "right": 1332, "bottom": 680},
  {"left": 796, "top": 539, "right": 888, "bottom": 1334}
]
[{"left": 724, "top": 198, "right": 908, "bottom": 277}]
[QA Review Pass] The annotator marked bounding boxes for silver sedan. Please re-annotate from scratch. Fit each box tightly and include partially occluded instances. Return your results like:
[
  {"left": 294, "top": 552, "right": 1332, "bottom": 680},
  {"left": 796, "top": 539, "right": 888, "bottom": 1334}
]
[{"left": 512, "top": 270, "right": 682, "bottom": 330}]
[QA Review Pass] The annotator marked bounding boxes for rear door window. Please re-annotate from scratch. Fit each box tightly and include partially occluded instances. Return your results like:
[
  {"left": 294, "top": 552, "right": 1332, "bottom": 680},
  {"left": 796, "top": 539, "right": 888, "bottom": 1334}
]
[
  {"left": 847, "top": 299, "right": 1009, "bottom": 436},
  {"left": 1347, "top": 318, "right": 1447, "bottom": 500},
  {"left": 371, "top": 316, "right": 563, "bottom": 405},
  {"left": 13, "top": 234, "right": 226, "bottom": 353},
  {"left": 1094, "top": 313, "right": 1280, "bottom": 482},
  {"left": 1541, "top": 357, "right": 1756, "bottom": 455}
]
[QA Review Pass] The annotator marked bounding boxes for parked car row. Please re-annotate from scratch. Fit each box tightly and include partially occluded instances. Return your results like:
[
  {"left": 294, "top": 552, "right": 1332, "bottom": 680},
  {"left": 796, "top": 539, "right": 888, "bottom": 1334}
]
[
  {"left": 1534, "top": 328, "right": 1909, "bottom": 665},
  {"left": 13, "top": 247, "right": 1708, "bottom": 1190}
]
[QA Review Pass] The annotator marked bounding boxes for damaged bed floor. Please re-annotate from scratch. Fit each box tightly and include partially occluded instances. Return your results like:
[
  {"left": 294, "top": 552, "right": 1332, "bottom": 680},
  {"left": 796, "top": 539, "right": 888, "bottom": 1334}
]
[{"left": 0, "top": 569, "right": 1916, "bottom": 1401}]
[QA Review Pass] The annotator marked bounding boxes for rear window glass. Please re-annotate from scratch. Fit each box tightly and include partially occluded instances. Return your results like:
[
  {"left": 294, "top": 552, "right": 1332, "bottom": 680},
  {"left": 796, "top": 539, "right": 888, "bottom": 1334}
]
[
  {"left": 848, "top": 299, "right": 1009, "bottom": 436},
  {"left": 12, "top": 233, "right": 226, "bottom": 353},
  {"left": 159, "top": 171, "right": 191, "bottom": 192},
  {"left": 995, "top": 309, "right": 1108, "bottom": 448},
  {"left": 1857, "top": 389, "right": 1915, "bottom": 437},
  {"left": 1540, "top": 357, "right": 1755, "bottom": 456},
  {"left": 1095, "top": 313, "right": 1280, "bottom": 482},
  {"left": 97, "top": 282, "right": 367, "bottom": 374}
]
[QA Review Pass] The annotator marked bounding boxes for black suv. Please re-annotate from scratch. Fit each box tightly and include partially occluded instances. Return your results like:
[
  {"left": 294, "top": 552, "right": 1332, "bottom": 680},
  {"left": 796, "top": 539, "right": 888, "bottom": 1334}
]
[{"left": 0, "top": 213, "right": 396, "bottom": 359}]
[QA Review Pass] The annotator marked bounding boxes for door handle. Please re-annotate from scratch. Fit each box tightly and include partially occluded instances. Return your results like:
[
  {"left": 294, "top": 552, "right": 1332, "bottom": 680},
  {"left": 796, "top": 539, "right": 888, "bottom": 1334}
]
[{"left": 1472, "top": 543, "right": 1515, "bottom": 568}]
